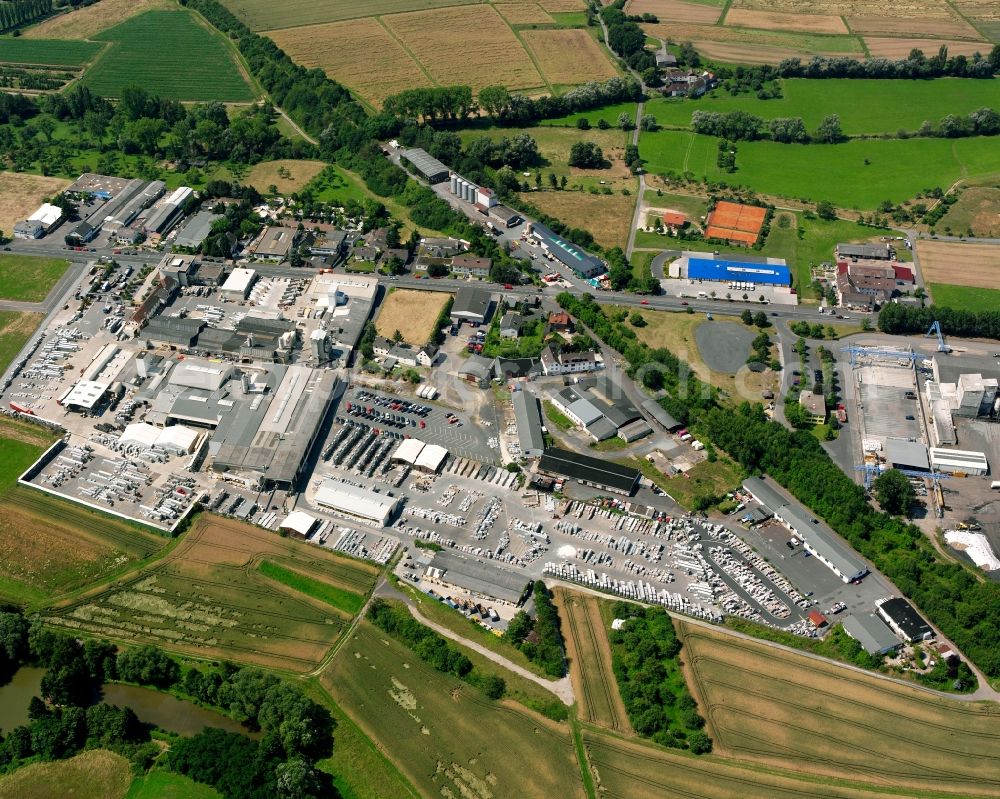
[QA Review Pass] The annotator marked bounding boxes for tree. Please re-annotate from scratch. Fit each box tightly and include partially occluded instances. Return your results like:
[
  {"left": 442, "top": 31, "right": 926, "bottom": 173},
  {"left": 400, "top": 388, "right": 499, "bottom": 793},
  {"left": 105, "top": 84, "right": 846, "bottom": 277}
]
[
  {"left": 816, "top": 200, "right": 837, "bottom": 220},
  {"left": 116, "top": 645, "right": 179, "bottom": 689},
  {"left": 548, "top": 172, "right": 557, "bottom": 189},
  {"left": 568, "top": 141, "right": 605, "bottom": 168},
  {"left": 740, "top": 309, "right": 753, "bottom": 325},
  {"left": 753, "top": 311, "right": 769, "bottom": 328},
  {"left": 617, "top": 111, "right": 634, "bottom": 130},
  {"left": 392, "top": 329, "right": 404, "bottom": 343},
  {"left": 630, "top": 312, "right": 647, "bottom": 327},
  {"left": 640, "top": 114, "right": 658, "bottom": 132},
  {"left": 576, "top": 117, "right": 590, "bottom": 130},
  {"left": 873, "top": 469, "right": 915, "bottom": 515},
  {"left": 815, "top": 113, "right": 844, "bottom": 143}
]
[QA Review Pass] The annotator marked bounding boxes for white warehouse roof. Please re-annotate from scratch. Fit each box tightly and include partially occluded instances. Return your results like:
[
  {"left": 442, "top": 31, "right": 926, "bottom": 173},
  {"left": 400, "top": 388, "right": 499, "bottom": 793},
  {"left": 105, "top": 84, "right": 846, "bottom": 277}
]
[
  {"left": 121, "top": 422, "right": 160, "bottom": 448},
  {"left": 280, "top": 510, "right": 317, "bottom": 537},
  {"left": 221, "top": 267, "right": 256, "bottom": 294},
  {"left": 929, "top": 448, "right": 989, "bottom": 475},
  {"left": 29, "top": 203, "right": 62, "bottom": 226},
  {"left": 169, "top": 360, "right": 231, "bottom": 392},
  {"left": 415, "top": 443, "right": 448, "bottom": 472},
  {"left": 62, "top": 380, "right": 108, "bottom": 409},
  {"left": 164, "top": 186, "right": 193, "bottom": 206},
  {"left": 156, "top": 425, "right": 199, "bottom": 454},
  {"left": 315, "top": 479, "right": 399, "bottom": 525},
  {"left": 391, "top": 438, "right": 425, "bottom": 464}
]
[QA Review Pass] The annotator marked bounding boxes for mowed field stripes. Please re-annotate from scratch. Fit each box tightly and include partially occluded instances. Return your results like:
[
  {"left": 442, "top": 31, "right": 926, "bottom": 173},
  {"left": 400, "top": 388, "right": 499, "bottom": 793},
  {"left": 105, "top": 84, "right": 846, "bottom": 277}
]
[{"left": 678, "top": 621, "right": 1000, "bottom": 796}]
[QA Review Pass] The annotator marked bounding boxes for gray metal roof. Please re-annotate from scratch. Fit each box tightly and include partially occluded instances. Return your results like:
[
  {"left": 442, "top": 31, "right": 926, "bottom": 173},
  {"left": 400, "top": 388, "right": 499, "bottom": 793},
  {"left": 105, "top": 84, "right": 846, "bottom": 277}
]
[
  {"left": 402, "top": 148, "right": 449, "bottom": 180},
  {"left": 174, "top": 211, "right": 221, "bottom": 249},
  {"left": 642, "top": 398, "right": 681, "bottom": 431},
  {"left": 531, "top": 222, "right": 605, "bottom": 276},
  {"left": 451, "top": 287, "right": 491, "bottom": 320},
  {"left": 586, "top": 417, "right": 619, "bottom": 441},
  {"left": 538, "top": 448, "right": 640, "bottom": 494},
  {"left": 144, "top": 316, "right": 204, "bottom": 345},
  {"left": 838, "top": 242, "right": 890, "bottom": 259},
  {"left": 842, "top": 613, "right": 900, "bottom": 655},
  {"left": 512, "top": 390, "right": 545, "bottom": 456},
  {"left": 431, "top": 550, "right": 530, "bottom": 604},
  {"left": 885, "top": 437, "right": 929, "bottom": 471}
]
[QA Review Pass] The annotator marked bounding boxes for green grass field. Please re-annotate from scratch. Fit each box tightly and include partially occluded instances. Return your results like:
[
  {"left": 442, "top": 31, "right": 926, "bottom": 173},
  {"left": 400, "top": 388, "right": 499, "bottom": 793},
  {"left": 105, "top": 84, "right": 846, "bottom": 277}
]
[
  {"left": 0, "top": 311, "right": 41, "bottom": 375},
  {"left": 0, "top": 37, "right": 103, "bottom": 66},
  {"left": 301, "top": 164, "right": 370, "bottom": 206},
  {"left": 640, "top": 130, "right": 1000, "bottom": 208},
  {"left": 0, "top": 750, "right": 131, "bottom": 799},
  {"left": 125, "top": 770, "right": 221, "bottom": 799},
  {"left": 539, "top": 100, "right": 640, "bottom": 129},
  {"left": 647, "top": 78, "right": 1000, "bottom": 135},
  {"left": 259, "top": 559, "right": 366, "bottom": 615},
  {"left": 221, "top": 0, "right": 482, "bottom": 30},
  {"left": 85, "top": 11, "right": 255, "bottom": 101},
  {"left": 0, "top": 254, "right": 69, "bottom": 302},
  {"left": 928, "top": 282, "right": 1000, "bottom": 312}
]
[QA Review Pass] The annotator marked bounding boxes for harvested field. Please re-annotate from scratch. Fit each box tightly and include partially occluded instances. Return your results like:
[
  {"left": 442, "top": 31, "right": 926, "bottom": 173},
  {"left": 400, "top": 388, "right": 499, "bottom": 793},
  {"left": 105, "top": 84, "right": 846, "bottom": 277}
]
[
  {"left": 523, "top": 190, "right": 634, "bottom": 249},
  {"left": 267, "top": 18, "right": 429, "bottom": 109},
  {"left": 916, "top": 239, "right": 1000, "bottom": 289},
  {"left": 725, "top": 8, "right": 849, "bottom": 34},
  {"left": 642, "top": 20, "right": 864, "bottom": 57},
  {"left": 952, "top": 0, "right": 1000, "bottom": 29},
  {"left": 583, "top": 728, "right": 933, "bottom": 799},
  {"left": 679, "top": 620, "right": 1000, "bottom": 795},
  {"left": 554, "top": 588, "right": 631, "bottom": 732},
  {"left": 0, "top": 172, "right": 69, "bottom": 240},
  {"left": 693, "top": 40, "right": 843, "bottom": 63},
  {"left": 383, "top": 5, "right": 545, "bottom": 92},
  {"left": 938, "top": 186, "right": 1000, "bottom": 237},
  {"left": 246, "top": 159, "right": 326, "bottom": 194},
  {"left": 846, "top": 14, "right": 983, "bottom": 38},
  {"left": 0, "top": 750, "right": 131, "bottom": 799},
  {"left": 521, "top": 29, "right": 618, "bottom": 86},
  {"left": 731, "top": 0, "right": 955, "bottom": 15},
  {"left": 538, "top": 0, "right": 585, "bottom": 9},
  {"left": 321, "top": 621, "right": 585, "bottom": 799},
  {"left": 221, "top": 0, "right": 481, "bottom": 30},
  {"left": 626, "top": 0, "right": 722, "bottom": 24},
  {"left": 24, "top": 0, "right": 172, "bottom": 39},
  {"left": 375, "top": 288, "right": 451, "bottom": 346},
  {"left": 495, "top": 2, "right": 555, "bottom": 24},
  {"left": 864, "top": 37, "right": 991, "bottom": 58},
  {"left": 45, "top": 516, "right": 378, "bottom": 671}
]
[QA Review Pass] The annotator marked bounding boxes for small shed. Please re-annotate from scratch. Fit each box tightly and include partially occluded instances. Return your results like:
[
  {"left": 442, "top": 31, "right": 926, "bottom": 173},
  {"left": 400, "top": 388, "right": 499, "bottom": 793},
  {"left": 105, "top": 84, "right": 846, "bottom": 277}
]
[{"left": 808, "top": 610, "right": 828, "bottom": 628}]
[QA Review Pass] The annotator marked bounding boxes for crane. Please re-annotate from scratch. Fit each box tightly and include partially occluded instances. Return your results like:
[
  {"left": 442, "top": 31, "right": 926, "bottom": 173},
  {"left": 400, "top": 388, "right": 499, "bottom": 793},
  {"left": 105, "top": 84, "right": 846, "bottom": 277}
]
[{"left": 927, "top": 320, "right": 951, "bottom": 353}]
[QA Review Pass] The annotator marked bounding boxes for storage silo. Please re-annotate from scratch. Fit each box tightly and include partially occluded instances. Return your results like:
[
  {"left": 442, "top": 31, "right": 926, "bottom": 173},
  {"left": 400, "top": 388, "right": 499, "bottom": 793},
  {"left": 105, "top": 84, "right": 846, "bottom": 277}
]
[{"left": 450, "top": 174, "right": 459, "bottom": 194}]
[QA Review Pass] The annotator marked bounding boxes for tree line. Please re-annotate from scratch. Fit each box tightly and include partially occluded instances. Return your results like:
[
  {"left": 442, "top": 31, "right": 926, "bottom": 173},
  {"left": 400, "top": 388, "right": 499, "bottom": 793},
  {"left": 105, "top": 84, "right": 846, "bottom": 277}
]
[
  {"left": 878, "top": 302, "right": 1000, "bottom": 340},
  {"left": 0, "top": 0, "right": 52, "bottom": 32},
  {"left": 775, "top": 46, "right": 1000, "bottom": 80},
  {"left": 505, "top": 581, "right": 567, "bottom": 678}
]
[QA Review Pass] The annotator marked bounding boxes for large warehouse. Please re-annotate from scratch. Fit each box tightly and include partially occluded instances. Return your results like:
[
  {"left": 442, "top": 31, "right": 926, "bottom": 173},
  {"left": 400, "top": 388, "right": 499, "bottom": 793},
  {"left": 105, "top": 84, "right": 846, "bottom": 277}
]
[
  {"left": 687, "top": 257, "right": 791, "bottom": 286},
  {"left": 743, "top": 476, "right": 868, "bottom": 583},
  {"left": 451, "top": 287, "right": 493, "bottom": 326},
  {"left": 527, "top": 223, "right": 605, "bottom": 278},
  {"left": 314, "top": 479, "right": 400, "bottom": 526},
  {"left": 537, "top": 448, "right": 640, "bottom": 495},
  {"left": 512, "top": 389, "right": 545, "bottom": 458},
  {"left": 842, "top": 612, "right": 901, "bottom": 656},
  {"left": 876, "top": 596, "right": 933, "bottom": 642},
  {"left": 929, "top": 447, "right": 989, "bottom": 476},
  {"left": 401, "top": 148, "right": 449, "bottom": 183},
  {"left": 391, "top": 438, "right": 449, "bottom": 473}
]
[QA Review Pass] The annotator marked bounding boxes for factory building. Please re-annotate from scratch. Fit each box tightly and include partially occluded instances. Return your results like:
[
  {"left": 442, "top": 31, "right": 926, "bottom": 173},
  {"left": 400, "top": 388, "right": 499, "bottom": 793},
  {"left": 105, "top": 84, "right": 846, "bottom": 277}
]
[
  {"left": 143, "top": 186, "right": 193, "bottom": 235},
  {"left": 537, "top": 448, "right": 640, "bottom": 496},
  {"left": 401, "top": 148, "right": 450, "bottom": 183},
  {"left": 173, "top": 211, "right": 222, "bottom": 251},
  {"left": 450, "top": 287, "right": 493, "bottom": 326},
  {"left": 220, "top": 268, "right": 257, "bottom": 300},
  {"left": 14, "top": 203, "right": 63, "bottom": 239},
  {"left": 315, "top": 479, "right": 400, "bottom": 526},
  {"left": 885, "top": 438, "right": 929, "bottom": 472},
  {"left": 876, "top": 597, "right": 933, "bottom": 642},
  {"left": 928, "top": 448, "right": 989, "bottom": 476},
  {"left": 842, "top": 613, "right": 901, "bottom": 656},
  {"left": 686, "top": 257, "right": 791, "bottom": 287},
  {"left": 743, "top": 476, "right": 868, "bottom": 583},
  {"left": 512, "top": 389, "right": 545, "bottom": 458},
  {"left": 526, "top": 222, "right": 605, "bottom": 278}
]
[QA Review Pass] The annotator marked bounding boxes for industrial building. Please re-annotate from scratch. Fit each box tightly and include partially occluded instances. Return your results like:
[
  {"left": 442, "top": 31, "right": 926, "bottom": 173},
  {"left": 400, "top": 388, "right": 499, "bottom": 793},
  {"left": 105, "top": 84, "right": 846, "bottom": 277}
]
[
  {"left": 743, "top": 476, "right": 868, "bottom": 583},
  {"left": 251, "top": 225, "right": 297, "bottom": 261},
  {"left": 59, "top": 380, "right": 109, "bottom": 411},
  {"left": 885, "top": 438, "right": 929, "bottom": 471},
  {"left": 99, "top": 178, "right": 166, "bottom": 233},
  {"left": 450, "top": 287, "right": 493, "bottom": 325},
  {"left": 925, "top": 364, "right": 1000, "bottom": 447},
  {"left": 173, "top": 211, "right": 222, "bottom": 250},
  {"left": 876, "top": 596, "right": 933, "bottom": 642},
  {"left": 642, "top": 399, "right": 682, "bottom": 432},
  {"left": 526, "top": 223, "right": 605, "bottom": 278},
  {"left": 425, "top": 550, "right": 530, "bottom": 605},
  {"left": 14, "top": 203, "right": 63, "bottom": 239},
  {"left": 390, "top": 438, "right": 448, "bottom": 473},
  {"left": 402, "top": 148, "right": 450, "bottom": 183},
  {"left": 686, "top": 257, "right": 791, "bottom": 287},
  {"left": 220, "top": 268, "right": 257, "bottom": 300},
  {"left": 549, "top": 377, "right": 645, "bottom": 442},
  {"left": 928, "top": 448, "right": 989, "bottom": 476},
  {"left": 512, "top": 389, "right": 545, "bottom": 458},
  {"left": 314, "top": 479, "right": 400, "bottom": 526},
  {"left": 144, "top": 186, "right": 192, "bottom": 235},
  {"left": 836, "top": 242, "right": 892, "bottom": 261},
  {"left": 279, "top": 511, "right": 318, "bottom": 539},
  {"left": 488, "top": 205, "right": 522, "bottom": 228},
  {"left": 307, "top": 274, "right": 379, "bottom": 366},
  {"left": 842, "top": 613, "right": 901, "bottom": 655},
  {"left": 537, "top": 448, "right": 641, "bottom": 495}
]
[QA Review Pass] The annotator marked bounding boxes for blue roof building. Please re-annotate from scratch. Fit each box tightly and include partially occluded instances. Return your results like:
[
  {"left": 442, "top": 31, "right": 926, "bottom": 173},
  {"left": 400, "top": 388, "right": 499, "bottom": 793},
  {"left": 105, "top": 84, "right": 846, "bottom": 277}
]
[{"left": 687, "top": 257, "right": 791, "bottom": 286}]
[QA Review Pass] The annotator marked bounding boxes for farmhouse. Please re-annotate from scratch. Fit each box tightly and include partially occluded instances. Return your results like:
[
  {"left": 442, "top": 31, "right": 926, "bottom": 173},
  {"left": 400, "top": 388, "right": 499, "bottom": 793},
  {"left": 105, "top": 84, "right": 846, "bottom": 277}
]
[
  {"left": 512, "top": 389, "right": 545, "bottom": 458},
  {"left": 451, "top": 286, "right": 493, "bottom": 325},
  {"left": 685, "top": 256, "right": 791, "bottom": 287},
  {"left": 743, "top": 476, "right": 868, "bottom": 583},
  {"left": 402, "top": 148, "right": 450, "bottom": 183},
  {"left": 537, "top": 447, "right": 641, "bottom": 496},
  {"left": 14, "top": 202, "right": 63, "bottom": 239},
  {"left": 876, "top": 596, "right": 933, "bottom": 642},
  {"left": 526, "top": 222, "right": 606, "bottom": 278},
  {"left": 314, "top": 478, "right": 400, "bottom": 526}
]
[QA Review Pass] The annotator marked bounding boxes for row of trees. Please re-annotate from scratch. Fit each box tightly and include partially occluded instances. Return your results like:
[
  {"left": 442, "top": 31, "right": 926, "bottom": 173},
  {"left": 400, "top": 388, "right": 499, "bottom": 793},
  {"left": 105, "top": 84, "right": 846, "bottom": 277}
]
[
  {"left": 0, "top": 0, "right": 52, "bottom": 32},
  {"left": 878, "top": 302, "right": 1000, "bottom": 340},
  {"left": 382, "top": 86, "right": 475, "bottom": 123},
  {"left": 505, "top": 581, "right": 567, "bottom": 678},
  {"left": 692, "top": 109, "right": 846, "bottom": 143},
  {"left": 600, "top": 0, "right": 656, "bottom": 74},
  {"left": 775, "top": 47, "right": 1000, "bottom": 80}
]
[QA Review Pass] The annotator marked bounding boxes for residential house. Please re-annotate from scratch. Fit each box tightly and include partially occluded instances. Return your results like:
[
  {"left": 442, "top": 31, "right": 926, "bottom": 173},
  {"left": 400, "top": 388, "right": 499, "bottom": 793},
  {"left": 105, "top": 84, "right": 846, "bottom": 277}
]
[
  {"left": 499, "top": 310, "right": 524, "bottom": 339},
  {"left": 547, "top": 311, "right": 574, "bottom": 334},
  {"left": 540, "top": 345, "right": 603, "bottom": 376}
]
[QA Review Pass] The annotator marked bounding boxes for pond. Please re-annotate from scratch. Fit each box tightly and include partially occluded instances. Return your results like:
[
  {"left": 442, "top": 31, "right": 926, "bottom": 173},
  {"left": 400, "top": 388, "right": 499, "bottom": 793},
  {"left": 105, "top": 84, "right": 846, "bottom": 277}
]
[{"left": 0, "top": 667, "right": 252, "bottom": 737}]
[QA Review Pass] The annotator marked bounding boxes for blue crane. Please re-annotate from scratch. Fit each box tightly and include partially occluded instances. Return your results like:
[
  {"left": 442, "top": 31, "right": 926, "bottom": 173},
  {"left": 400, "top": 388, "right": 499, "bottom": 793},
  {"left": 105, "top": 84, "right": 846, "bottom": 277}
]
[
  {"left": 855, "top": 464, "right": 950, "bottom": 491},
  {"left": 926, "top": 320, "right": 951, "bottom": 353}
]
